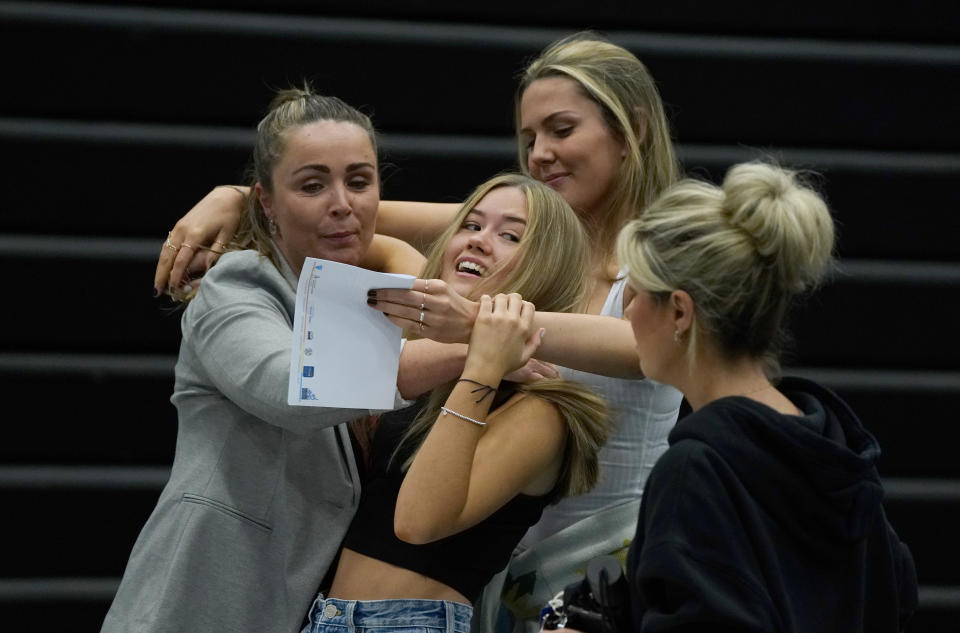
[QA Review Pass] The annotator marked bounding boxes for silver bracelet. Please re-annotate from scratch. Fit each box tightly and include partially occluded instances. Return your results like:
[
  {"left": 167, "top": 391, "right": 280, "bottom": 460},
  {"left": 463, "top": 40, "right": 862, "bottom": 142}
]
[{"left": 440, "top": 406, "right": 486, "bottom": 427}]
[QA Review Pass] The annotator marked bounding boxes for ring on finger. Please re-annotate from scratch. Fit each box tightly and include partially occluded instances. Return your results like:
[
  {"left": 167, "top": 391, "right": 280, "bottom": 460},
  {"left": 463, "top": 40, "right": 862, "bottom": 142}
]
[
  {"left": 424, "top": 280, "right": 429, "bottom": 293},
  {"left": 419, "top": 311, "right": 425, "bottom": 323},
  {"left": 181, "top": 243, "right": 195, "bottom": 250},
  {"left": 418, "top": 321, "right": 424, "bottom": 333},
  {"left": 164, "top": 238, "right": 178, "bottom": 251}
]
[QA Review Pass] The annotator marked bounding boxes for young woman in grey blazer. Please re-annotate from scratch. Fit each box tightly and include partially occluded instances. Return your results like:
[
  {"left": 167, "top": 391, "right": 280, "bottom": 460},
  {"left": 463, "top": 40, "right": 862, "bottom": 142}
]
[{"left": 102, "top": 88, "right": 424, "bottom": 633}]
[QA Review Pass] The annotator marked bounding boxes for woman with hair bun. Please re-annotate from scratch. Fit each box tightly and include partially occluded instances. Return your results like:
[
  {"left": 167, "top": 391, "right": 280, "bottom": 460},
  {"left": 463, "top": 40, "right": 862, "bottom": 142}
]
[{"left": 616, "top": 162, "right": 917, "bottom": 632}]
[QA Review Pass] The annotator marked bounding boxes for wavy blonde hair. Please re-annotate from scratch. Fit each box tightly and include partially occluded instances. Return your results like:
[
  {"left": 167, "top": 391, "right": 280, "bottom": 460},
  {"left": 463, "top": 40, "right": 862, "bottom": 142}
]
[
  {"left": 420, "top": 173, "right": 589, "bottom": 312},
  {"left": 516, "top": 32, "right": 680, "bottom": 261},
  {"left": 617, "top": 161, "right": 835, "bottom": 376},
  {"left": 397, "top": 173, "right": 611, "bottom": 498}
]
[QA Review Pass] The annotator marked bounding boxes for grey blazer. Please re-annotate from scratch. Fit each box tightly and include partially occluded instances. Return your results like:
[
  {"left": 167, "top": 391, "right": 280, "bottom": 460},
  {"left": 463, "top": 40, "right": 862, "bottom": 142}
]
[{"left": 102, "top": 250, "right": 372, "bottom": 633}]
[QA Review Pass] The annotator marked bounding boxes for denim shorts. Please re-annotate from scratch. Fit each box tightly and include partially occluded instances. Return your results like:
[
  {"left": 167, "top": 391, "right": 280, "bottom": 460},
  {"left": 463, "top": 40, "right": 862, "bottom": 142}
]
[{"left": 304, "top": 594, "right": 472, "bottom": 633}]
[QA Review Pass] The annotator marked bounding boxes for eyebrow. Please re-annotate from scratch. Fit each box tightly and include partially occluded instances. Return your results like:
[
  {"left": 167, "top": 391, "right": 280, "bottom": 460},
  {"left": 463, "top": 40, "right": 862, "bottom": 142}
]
[
  {"left": 293, "top": 162, "right": 376, "bottom": 175},
  {"left": 519, "top": 110, "right": 577, "bottom": 135},
  {"left": 469, "top": 208, "right": 527, "bottom": 225}
]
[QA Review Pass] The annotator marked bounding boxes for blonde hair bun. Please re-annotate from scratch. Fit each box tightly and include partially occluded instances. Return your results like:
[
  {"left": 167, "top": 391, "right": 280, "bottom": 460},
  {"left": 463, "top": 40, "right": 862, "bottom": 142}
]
[{"left": 721, "top": 162, "right": 834, "bottom": 293}]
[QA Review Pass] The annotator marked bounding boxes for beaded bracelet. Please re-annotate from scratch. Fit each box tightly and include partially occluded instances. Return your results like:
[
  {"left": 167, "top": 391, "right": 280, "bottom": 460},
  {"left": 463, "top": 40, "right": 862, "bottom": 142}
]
[
  {"left": 440, "top": 406, "right": 486, "bottom": 427},
  {"left": 457, "top": 378, "right": 497, "bottom": 404}
]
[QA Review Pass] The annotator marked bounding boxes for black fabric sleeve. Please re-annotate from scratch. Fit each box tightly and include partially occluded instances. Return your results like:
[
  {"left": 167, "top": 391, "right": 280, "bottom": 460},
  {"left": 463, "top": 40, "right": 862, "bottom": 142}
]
[{"left": 629, "top": 441, "right": 779, "bottom": 632}]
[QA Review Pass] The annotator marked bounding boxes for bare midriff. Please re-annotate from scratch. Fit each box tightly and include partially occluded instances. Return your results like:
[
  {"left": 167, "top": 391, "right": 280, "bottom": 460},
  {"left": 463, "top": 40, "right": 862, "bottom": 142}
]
[{"left": 327, "top": 548, "right": 471, "bottom": 605}]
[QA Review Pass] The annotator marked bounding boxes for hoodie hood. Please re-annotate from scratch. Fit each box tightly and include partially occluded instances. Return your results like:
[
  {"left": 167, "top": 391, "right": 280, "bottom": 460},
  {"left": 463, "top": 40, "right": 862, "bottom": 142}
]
[{"left": 669, "top": 376, "right": 884, "bottom": 555}]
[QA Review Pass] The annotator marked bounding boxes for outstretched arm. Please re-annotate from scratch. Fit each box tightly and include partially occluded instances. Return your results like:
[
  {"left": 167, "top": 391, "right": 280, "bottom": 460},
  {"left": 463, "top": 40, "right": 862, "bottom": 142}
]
[
  {"left": 360, "top": 234, "right": 426, "bottom": 276},
  {"left": 377, "top": 200, "right": 459, "bottom": 253},
  {"left": 156, "top": 185, "right": 247, "bottom": 294},
  {"left": 155, "top": 191, "right": 458, "bottom": 293},
  {"left": 370, "top": 279, "right": 644, "bottom": 379},
  {"left": 533, "top": 312, "right": 643, "bottom": 379}
]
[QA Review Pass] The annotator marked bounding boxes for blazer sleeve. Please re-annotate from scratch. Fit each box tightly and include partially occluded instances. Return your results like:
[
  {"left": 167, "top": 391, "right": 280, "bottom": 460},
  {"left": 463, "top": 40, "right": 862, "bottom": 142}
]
[{"left": 179, "top": 252, "right": 374, "bottom": 433}]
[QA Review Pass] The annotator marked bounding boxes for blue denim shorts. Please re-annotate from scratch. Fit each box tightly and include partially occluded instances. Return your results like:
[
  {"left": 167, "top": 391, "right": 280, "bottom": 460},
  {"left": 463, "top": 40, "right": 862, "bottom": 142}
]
[{"left": 304, "top": 595, "right": 472, "bottom": 633}]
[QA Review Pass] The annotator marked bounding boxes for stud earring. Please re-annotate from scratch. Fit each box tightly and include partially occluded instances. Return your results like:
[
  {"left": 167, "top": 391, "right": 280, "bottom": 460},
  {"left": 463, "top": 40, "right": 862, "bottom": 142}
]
[
  {"left": 267, "top": 218, "right": 278, "bottom": 236},
  {"left": 673, "top": 328, "right": 681, "bottom": 343}
]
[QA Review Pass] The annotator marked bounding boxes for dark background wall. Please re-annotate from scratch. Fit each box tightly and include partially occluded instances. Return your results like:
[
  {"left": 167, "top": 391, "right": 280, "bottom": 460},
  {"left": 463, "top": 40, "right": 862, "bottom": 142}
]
[{"left": 1, "top": 2, "right": 958, "bottom": 630}]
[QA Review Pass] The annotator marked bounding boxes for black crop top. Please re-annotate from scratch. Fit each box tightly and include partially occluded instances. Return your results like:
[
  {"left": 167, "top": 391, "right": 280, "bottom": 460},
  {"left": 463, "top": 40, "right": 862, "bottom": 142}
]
[{"left": 341, "top": 390, "right": 555, "bottom": 603}]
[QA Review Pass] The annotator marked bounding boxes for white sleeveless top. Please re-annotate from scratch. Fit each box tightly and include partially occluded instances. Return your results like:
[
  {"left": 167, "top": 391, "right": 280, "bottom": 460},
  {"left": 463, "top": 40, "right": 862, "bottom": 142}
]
[{"left": 521, "top": 273, "right": 682, "bottom": 546}]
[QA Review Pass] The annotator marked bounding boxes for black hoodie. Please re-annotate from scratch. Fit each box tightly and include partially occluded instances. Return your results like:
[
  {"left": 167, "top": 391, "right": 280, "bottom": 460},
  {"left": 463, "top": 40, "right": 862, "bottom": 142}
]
[{"left": 626, "top": 376, "right": 917, "bottom": 632}]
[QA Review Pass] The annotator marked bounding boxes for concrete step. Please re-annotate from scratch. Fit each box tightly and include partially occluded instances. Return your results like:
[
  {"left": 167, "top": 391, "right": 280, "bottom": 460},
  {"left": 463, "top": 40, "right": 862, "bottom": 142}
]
[
  {"left": 3, "top": 119, "right": 958, "bottom": 260},
  {"left": 5, "top": 235, "right": 959, "bottom": 365},
  {"left": 3, "top": 4, "right": 958, "bottom": 148},
  {"left": 6, "top": 355, "right": 958, "bottom": 477}
]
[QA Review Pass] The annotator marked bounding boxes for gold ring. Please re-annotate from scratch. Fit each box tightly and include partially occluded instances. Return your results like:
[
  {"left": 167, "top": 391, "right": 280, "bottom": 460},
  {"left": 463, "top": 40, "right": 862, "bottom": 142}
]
[
  {"left": 419, "top": 311, "right": 425, "bottom": 323},
  {"left": 164, "top": 238, "right": 178, "bottom": 251},
  {"left": 214, "top": 240, "right": 228, "bottom": 248},
  {"left": 181, "top": 243, "right": 195, "bottom": 250}
]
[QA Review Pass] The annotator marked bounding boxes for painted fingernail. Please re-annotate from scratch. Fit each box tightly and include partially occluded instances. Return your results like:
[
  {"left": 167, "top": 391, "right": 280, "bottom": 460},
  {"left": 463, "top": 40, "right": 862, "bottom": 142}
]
[
  {"left": 367, "top": 298, "right": 377, "bottom": 306},
  {"left": 367, "top": 290, "right": 376, "bottom": 297}
]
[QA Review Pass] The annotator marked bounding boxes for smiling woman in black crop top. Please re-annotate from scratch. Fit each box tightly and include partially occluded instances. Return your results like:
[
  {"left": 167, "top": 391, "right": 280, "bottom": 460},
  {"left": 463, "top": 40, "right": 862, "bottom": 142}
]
[{"left": 301, "top": 174, "right": 610, "bottom": 633}]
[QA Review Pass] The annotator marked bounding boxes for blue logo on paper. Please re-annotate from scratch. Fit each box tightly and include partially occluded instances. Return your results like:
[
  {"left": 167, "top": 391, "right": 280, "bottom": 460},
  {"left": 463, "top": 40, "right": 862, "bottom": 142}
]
[
  {"left": 301, "top": 388, "right": 318, "bottom": 400},
  {"left": 316, "top": 264, "right": 323, "bottom": 270},
  {"left": 302, "top": 366, "right": 315, "bottom": 377}
]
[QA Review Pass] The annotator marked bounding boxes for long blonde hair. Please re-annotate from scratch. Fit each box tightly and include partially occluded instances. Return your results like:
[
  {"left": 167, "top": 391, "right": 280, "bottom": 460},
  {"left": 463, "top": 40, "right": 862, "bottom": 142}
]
[
  {"left": 420, "top": 173, "right": 589, "bottom": 314},
  {"left": 397, "top": 173, "right": 611, "bottom": 498},
  {"left": 617, "top": 161, "right": 835, "bottom": 376},
  {"left": 516, "top": 32, "right": 680, "bottom": 261}
]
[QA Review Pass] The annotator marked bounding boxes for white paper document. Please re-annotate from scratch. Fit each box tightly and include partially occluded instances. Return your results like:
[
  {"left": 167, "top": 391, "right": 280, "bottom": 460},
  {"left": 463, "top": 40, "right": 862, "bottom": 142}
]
[{"left": 288, "top": 257, "right": 415, "bottom": 409}]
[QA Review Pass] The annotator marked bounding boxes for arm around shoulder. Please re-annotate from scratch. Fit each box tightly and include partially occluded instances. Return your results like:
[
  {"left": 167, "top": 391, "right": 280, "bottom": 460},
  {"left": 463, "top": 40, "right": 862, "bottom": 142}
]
[
  {"left": 376, "top": 200, "right": 459, "bottom": 252},
  {"left": 361, "top": 233, "right": 426, "bottom": 276},
  {"left": 534, "top": 311, "right": 644, "bottom": 378}
]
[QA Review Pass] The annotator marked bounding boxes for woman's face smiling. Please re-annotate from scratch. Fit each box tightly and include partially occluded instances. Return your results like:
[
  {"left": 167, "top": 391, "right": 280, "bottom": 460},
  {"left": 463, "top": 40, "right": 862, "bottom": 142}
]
[
  {"left": 519, "top": 76, "right": 626, "bottom": 221},
  {"left": 256, "top": 120, "right": 379, "bottom": 274},
  {"left": 441, "top": 186, "right": 528, "bottom": 300}
]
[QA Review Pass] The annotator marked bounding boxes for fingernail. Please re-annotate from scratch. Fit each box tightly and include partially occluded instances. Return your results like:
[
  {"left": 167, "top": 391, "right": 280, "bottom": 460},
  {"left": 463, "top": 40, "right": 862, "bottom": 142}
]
[
  {"left": 183, "top": 284, "right": 193, "bottom": 294},
  {"left": 367, "top": 290, "right": 376, "bottom": 297},
  {"left": 367, "top": 298, "right": 377, "bottom": 306},
  {"left": 153, "top": 287, "right": 161, "bottom": 298},
  {"left": 540, "top": 330, "right": 546, "bottom": 339}
]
